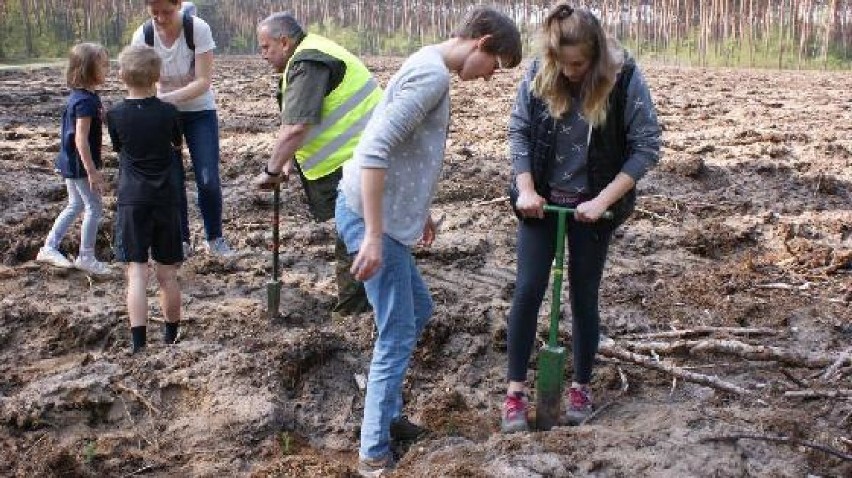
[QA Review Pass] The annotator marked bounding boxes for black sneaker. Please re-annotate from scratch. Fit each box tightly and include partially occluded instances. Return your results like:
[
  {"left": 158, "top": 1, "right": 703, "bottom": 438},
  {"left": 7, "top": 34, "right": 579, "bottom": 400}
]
[{"left": 390, "top": 415, "right": 429, "bottom": 443}]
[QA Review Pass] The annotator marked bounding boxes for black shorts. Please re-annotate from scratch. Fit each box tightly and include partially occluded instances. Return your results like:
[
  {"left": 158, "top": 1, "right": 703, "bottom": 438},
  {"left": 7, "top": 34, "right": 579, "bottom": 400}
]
[{"left": 114, "top": 204, "right": 183, "bottom": 264}]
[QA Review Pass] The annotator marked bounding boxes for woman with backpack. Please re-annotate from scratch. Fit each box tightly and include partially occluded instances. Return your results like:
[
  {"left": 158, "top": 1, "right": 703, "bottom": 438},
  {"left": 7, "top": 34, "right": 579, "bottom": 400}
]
[{"left": 130, "top": 0, "right": 234, "bottom": 257}]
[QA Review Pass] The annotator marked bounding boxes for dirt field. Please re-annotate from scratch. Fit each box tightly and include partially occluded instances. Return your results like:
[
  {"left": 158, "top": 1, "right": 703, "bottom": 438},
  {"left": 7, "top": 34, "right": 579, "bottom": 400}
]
[{"left": 1, "top": 56, "right": 850, "bottom": 477}]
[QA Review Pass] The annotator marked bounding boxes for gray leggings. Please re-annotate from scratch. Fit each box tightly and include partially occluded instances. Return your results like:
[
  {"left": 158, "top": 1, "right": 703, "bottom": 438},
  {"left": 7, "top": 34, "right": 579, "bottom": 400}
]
[
  {"left": 506, "top": 214, "right": 613, "bottom": 384},
  {"left": 45, "top": 178, "right": 103, "bottom": 257}
]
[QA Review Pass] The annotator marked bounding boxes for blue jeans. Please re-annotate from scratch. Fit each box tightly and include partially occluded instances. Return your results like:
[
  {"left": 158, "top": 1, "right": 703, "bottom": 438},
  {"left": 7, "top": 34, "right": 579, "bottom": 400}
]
[
  {"left": 335, "top": 194, "right": 434, "bottom": 461},
  {"left": 45, "top": 178, "right": 103, "bottom": 258},
  {"left": 179, "top": 109, "right": 223, "bottom": 241}
]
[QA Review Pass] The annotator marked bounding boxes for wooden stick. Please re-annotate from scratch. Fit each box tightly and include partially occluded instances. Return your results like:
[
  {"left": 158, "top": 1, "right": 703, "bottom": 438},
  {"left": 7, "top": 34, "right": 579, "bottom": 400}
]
[
  {"left": 579, "top": 366, "right": 629, "bottom": 426},
  {"left": 620, "top": 327, "right": 779, "bottom": 340},
  {"left": 623, "top": 339, "right": 703, "bottom": 355},
  {"left": 580, "top": 399, "right": 615, "bottom": 426},
  {"left": 821, "top": 347, "right": 852, "bottom": 381},
  {"left": 23, "top": 433, "right": 48, "bottom": 458},
  {"left": 472, "top": 196, "right": 509, "bottom": 207},
  {"left": 635, "top": 207, "right": 679, "bottom": 225},
  {"left": 754, "top": 282, "right": 812, "bottom": 291},
  {"left": 598, "top": 339, "right": 750, "bottom": 396},
  {"left": 780, "top": 369, "right": 810, "bottom": 388},
  {"left": 123, "top": 465, "right": 158, "bottom": 478},
  {"left": 689, "top": 339, "right": 835, "bottom": 368},
  {"left": 700, "top": 434, "right": 852, "bottom": 462},
  {"left": 784, "top": 389, "right": 852, "bottom": 399}
]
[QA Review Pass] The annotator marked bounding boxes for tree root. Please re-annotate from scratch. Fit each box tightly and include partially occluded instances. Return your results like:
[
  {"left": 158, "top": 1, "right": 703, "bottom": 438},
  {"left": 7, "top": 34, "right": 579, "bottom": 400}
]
[
  {"left": 620, "top": 338, "right": 837, "bottom": 369},
  {"left": 620, "top": 327, "right": 779, "bottom": 341},
  {"left": 598, "top": 338, "right": 751, "bottom": 396}
]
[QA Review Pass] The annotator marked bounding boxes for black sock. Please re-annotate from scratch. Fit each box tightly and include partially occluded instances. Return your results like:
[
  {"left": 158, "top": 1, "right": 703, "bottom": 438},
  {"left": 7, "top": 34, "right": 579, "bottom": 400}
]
[
  {"left": 164, "top": 322, "right": 179, "bottom": 344},
  {"left": 131, "top": 326, "right": 147, "bottom": 352}
]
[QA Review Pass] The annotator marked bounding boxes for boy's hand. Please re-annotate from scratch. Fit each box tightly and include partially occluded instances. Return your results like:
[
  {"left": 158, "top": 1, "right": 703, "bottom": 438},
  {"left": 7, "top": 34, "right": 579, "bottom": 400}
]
[
  {"left": 351, "top": 236, "right": 382, "bottom": 281},
  {"left": 88, "top": 170, "right": 104, "bottom": 195},
  {"left": 419, "top": 214, "right": 442, "bottom": 248}
]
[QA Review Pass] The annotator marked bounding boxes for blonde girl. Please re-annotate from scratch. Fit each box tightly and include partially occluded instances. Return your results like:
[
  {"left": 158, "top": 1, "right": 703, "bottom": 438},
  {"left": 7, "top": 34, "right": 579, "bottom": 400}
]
[
  {"left": 502, "top": 3, "right": 662, "bottom": 432},
  {"left": 38, "top": 42, "right": 110, "bottom": 275}
]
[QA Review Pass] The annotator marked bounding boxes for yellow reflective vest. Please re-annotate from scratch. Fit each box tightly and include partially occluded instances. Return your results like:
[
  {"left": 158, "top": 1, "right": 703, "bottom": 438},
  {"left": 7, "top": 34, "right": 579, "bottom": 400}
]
[{"left": 281, "top": 34, "right": 381, "bottom": 180}]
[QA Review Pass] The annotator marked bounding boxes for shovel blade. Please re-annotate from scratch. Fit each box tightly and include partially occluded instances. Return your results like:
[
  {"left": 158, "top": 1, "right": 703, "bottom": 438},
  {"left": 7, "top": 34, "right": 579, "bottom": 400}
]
[
  {"left": 536, "top": 345, "right": 565, "bottom": 431},
  {"left": 267, "top": 280, "right": 282, "bottom": 319}
]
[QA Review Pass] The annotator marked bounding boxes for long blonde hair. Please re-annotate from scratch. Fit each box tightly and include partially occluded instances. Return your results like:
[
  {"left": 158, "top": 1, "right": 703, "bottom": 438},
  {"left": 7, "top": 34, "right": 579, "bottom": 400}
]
[{"left": 531, "top": 3, "right": 623, "bottom": 126}]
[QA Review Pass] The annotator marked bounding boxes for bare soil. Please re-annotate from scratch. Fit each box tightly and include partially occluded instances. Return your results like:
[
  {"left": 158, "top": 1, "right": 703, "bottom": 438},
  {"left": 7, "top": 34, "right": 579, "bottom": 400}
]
[{"left": 1, "top": 56, "right": 850, "bottom": 477}]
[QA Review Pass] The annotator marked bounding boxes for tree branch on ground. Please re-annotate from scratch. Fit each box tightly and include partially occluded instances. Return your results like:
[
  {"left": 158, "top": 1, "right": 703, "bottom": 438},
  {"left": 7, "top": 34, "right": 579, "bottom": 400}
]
[{"left": 598, "top": 338, "right": 751, "bottom": 396}]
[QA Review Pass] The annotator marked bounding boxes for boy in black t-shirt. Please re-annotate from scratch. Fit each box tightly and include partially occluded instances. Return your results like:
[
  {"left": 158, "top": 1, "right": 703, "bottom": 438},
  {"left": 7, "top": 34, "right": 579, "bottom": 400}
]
[{"left": 107, "top": 45, "right": 184, "bottom": 353}]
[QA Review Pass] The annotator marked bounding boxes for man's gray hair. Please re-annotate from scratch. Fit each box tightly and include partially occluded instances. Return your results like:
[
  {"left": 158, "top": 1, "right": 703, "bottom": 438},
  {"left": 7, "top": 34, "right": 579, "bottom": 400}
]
[{"left": 258, "top": 13, "right": 305, "bottom": 40}]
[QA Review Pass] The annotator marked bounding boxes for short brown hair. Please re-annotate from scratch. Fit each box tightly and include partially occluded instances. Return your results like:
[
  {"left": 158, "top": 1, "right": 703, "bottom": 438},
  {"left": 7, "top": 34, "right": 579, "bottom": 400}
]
[
  {"left": 66, "top": 43, "right": 108, "bottom": 89},
  {"left": 118, "top": 45, "right": 162, "bottom": 88},
  {"left": 452, "top": 7, "right": 523, "bottom": 69}
]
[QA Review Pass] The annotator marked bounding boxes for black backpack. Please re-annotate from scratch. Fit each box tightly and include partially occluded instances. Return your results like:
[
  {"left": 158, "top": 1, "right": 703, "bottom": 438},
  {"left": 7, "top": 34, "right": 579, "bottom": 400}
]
[{"left": 143, "top": 11, "right": 195, "bottom": 69}]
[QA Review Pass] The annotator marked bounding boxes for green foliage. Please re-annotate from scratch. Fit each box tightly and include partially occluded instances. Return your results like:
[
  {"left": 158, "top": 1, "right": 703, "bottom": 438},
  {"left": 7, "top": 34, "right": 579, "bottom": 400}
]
[
  {"left": 226, "top": 31, "right": 255, "bottom": 54},
  {"left": 0, "top": 0, "right": 850, "bottom": 70},
  {"left": 278, "top": 431, "right": 294, "bottom": 456},
  {"left": 82, "top": 440, "right": 97, "bottom": 463},
  {"left": 623, "top": 27, "right": 851, "bottom": 70}
]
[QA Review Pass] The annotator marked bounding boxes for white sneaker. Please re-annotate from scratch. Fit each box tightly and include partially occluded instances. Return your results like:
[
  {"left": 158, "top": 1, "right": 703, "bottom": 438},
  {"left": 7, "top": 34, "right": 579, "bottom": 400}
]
[
  {"left": 36, "top": 246, "right": 73, "bottom": 268},
  {"left": 204, "top": 237, "right": 235, "bottom": 257},
  {"left": 74, "top": 256, "right": 110, "bottom": 276}
]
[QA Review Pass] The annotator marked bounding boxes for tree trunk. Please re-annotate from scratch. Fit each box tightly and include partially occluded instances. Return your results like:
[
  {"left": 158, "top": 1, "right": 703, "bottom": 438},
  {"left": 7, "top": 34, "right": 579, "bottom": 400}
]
[{"left": 21, "top": 0, "right": 35, "bottom": 57}]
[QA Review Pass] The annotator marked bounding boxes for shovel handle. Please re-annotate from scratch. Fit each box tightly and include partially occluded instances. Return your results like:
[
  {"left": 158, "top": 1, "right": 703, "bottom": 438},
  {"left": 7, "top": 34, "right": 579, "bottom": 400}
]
[
  {"left": 540, "top": 205, "right": 612, "bottom": 348},
  {"left": 272, "top": 184, "right": 280, "bottom": 281},
  {"left": 543, "top": 204, "right": 614, "bottom": 220}
]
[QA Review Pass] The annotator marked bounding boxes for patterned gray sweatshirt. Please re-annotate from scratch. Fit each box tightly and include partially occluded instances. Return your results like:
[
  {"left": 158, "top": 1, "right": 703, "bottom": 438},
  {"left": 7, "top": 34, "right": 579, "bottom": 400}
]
[{"left": 340, "top": 46, "right": 450, "bottom": 246}]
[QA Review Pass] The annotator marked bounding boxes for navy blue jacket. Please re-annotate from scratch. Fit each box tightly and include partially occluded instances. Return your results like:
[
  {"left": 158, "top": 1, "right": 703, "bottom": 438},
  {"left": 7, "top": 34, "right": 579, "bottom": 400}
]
[
  {"left": 509, "top": 56, "right": 659, "bottom": 228},
  {"left": 55, "top": 89, "right": 102, "bottom": 178}
]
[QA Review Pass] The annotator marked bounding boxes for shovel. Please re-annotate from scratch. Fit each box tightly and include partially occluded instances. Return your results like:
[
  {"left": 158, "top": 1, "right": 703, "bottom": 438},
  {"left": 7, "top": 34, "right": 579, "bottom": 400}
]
[
  {"left": 266, "top": 183, "right": 281, "bottom": 319},
  {"left": 535, "top": 204, "right": 612, "bottom": 430}
]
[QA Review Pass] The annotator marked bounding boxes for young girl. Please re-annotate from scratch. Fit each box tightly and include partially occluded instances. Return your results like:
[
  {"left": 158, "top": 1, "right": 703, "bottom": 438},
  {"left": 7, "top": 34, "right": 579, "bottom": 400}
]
[
  {"left": 37, "top": 42, "right": 110, "bottom": 276},
  {"left": 501, "top": 3, "right": 662, "bottom": 433},
  {"left": 334, "top": 7, "right": 522, "bottom": 476}
]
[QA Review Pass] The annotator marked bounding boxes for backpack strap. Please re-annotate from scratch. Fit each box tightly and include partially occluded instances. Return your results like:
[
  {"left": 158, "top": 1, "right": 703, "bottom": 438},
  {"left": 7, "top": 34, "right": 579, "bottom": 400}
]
[
  {"left": 143, "top": 14, "right": 192, "bottom": 50},
  {"left": 182, "top": 11, "right": 195, "bottom": 52},
  {"left": 143, "top": 19, "right": 155, "bottom": 47}
]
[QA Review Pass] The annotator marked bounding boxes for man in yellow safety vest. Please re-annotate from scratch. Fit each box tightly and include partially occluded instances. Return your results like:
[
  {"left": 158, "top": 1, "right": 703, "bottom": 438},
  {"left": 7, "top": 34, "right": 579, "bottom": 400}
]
[{"left": 255, "top": 12, "right": 381, "bottom": 318}]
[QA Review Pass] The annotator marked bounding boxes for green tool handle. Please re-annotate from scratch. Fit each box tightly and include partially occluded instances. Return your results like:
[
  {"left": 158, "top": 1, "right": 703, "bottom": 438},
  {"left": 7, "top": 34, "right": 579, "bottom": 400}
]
[
  {"left": 545, "top": 207, "right": 568, "bottom": 348},
  {"left": 541, "top": 205, "right": 613, "bottom": 348},
  {"left": 542, "top": 204, "right": 614, "bottom": 220},
  {"left": 272, "top": 184, "right": 280, "bottom": 282}
]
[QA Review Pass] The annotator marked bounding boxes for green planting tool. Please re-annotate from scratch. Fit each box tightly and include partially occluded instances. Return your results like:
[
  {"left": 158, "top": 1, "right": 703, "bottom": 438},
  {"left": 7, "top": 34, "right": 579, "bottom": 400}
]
[{"left": 535, "top": 204, "right": 612, "bottom": 430}]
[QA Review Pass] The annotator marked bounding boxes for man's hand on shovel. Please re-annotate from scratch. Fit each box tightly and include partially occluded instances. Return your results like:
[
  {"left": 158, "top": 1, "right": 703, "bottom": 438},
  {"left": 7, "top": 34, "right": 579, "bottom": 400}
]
[{"left": 254, "top": 158, "right": 293, "bottom": 190}]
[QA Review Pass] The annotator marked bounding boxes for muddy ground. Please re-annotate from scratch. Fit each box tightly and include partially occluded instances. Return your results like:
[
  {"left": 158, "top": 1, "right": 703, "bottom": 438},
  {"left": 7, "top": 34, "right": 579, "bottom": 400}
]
[{"left": 0, "top": 56, "right": 850, "bottom": 477}]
